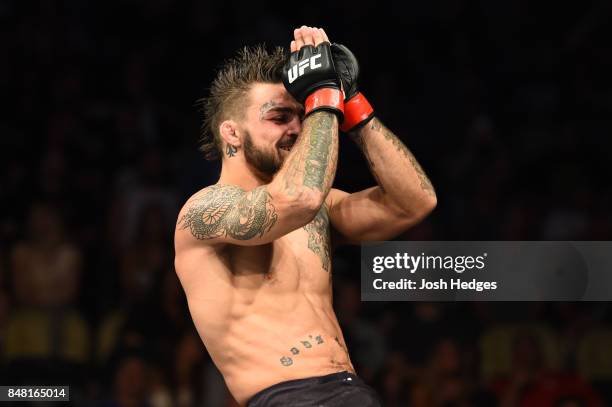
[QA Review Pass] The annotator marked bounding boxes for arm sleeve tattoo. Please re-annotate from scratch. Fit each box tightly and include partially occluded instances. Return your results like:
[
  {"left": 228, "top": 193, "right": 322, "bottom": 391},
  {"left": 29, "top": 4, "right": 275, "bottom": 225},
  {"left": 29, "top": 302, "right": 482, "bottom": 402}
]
[
  {"left": 303, "top": 113, "right": 334, "bottom": 191},
  {"left": 282, "top": 112, "right": 338, "bottom": 196},
  {"left": 366, "top": 118, "right": 435, "bottom": 196}
]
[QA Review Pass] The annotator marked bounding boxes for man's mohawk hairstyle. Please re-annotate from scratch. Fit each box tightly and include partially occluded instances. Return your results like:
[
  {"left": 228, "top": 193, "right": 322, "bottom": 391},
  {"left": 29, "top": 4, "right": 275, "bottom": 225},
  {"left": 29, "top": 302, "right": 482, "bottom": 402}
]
[{"left": 198, "top": 44, "right": 287, "bottom": 160}]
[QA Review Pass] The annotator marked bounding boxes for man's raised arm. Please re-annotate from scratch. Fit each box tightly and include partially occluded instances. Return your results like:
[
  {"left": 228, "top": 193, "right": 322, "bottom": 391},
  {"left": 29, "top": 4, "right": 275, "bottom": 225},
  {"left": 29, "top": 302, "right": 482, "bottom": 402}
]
[
  {"left": 327, "top": 44, "right": 437, "bottom": 244},
  {"left": 176, "top": 27, "right": 343, "bottom": 247}
]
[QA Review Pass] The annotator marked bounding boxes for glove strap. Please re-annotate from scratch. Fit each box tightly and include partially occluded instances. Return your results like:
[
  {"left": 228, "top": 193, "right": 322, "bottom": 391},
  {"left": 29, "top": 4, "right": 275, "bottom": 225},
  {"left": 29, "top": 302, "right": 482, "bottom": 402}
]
[
  {"left": 305, "top": 88, "right": 345, "bottom": 120},
  {"left": 341, "top": 92, "right": 374, "bottom": 133}
]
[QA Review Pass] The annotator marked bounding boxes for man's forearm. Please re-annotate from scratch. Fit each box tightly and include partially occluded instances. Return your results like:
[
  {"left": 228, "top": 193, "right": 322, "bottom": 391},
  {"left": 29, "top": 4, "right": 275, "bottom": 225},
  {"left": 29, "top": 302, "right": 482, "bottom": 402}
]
[
  {"left": 276, "top": 111, "right": 339, "bottom": 200},
  {"left": 351, "top": 117, "right": 436, "bottom": 212}
]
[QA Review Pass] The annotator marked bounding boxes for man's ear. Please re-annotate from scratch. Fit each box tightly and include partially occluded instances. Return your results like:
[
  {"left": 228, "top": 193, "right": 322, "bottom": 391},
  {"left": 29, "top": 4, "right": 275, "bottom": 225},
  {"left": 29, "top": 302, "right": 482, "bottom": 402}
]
[{"left": 219, "top": 120, "right": 241, "bottom": 148}]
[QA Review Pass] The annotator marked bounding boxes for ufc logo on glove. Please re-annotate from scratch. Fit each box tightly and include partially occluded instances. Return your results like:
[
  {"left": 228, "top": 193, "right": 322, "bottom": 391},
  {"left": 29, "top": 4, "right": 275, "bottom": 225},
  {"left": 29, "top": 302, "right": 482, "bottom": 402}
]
[
  {"left": 282, "top": 42, "right": 344, "bottom": 118},
  {"left": 287, "top": 54, "right": 322, "bottom": 83}
]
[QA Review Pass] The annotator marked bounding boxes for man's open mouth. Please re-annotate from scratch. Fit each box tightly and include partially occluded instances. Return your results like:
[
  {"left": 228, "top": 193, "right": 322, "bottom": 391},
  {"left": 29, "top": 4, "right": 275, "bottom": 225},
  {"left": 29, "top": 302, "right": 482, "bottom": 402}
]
[{"left": 278, "top": 136, "right": 297, "bottom": 151}]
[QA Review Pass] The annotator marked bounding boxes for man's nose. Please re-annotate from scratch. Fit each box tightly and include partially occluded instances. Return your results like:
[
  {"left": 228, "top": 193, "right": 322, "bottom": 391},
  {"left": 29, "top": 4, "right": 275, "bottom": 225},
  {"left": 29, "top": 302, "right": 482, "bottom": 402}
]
[{"left": 288, "top": 116, "right": 302, "bottom": 135}]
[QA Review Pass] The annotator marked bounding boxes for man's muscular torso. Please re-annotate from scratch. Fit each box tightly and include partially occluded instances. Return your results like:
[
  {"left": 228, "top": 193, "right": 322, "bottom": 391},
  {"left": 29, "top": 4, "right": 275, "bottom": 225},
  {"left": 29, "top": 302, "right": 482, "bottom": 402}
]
[{"left": 174, "top": 184, "right": 354, "bottom": 405}]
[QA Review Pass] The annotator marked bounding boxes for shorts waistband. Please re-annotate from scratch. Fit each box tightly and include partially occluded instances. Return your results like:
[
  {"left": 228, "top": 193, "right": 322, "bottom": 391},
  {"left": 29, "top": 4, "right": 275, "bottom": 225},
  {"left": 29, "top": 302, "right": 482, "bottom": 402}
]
[{"left": 247, "top": 371, "right": 360, "bottom": 406}]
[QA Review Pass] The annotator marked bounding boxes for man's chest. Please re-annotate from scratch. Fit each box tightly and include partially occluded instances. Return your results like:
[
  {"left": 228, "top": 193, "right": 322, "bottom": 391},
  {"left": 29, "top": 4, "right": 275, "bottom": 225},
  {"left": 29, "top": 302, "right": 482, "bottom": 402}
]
[{"left": 225, "top": 207, "right": 332, "bottom": 288}]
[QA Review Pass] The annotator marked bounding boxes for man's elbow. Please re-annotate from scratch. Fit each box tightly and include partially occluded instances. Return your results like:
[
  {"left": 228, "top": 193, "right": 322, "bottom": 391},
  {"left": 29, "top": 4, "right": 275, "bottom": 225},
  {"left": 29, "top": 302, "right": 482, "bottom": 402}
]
[
  {"left": 274, "top": 186, "right": 325, "bottom": 224},
  {"left": 421, "top": 192, "right": 437, "bottom": 217},
  {"left": 398, "top": 192, "right": 437, "bottom": 225},
  {"left": 417, "top": 191, "right": 437, "bottom": 220},
  {"left": 295, "top": 187, "right": 326, "bottom": 217}
]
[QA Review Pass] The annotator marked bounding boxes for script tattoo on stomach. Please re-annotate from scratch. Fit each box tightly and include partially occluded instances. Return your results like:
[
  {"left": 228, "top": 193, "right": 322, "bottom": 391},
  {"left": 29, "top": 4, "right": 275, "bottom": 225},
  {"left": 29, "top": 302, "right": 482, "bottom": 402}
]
[{"left": 279, "top": 334, "right": 325, "bottom": 367}]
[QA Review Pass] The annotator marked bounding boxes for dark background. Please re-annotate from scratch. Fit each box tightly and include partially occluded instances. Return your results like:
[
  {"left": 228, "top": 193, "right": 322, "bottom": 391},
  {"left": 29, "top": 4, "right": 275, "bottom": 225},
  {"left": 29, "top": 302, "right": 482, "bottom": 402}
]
[{"left": 1, "top": 0, "right": 611, "bottom": 406}]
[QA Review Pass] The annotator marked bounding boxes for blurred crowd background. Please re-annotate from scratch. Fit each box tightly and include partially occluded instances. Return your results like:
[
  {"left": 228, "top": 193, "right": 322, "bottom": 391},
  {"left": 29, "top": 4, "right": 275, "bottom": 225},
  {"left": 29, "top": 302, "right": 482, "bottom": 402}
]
[{"left": 1, "top": 0, "right": 611, "bottom": 406}]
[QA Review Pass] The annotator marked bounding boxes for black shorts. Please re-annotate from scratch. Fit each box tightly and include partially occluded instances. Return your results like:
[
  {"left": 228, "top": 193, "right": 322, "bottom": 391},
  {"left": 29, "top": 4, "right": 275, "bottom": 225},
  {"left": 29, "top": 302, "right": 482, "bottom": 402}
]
[{"left": 246, "top": 371, "right": 383, "bottom": 407}]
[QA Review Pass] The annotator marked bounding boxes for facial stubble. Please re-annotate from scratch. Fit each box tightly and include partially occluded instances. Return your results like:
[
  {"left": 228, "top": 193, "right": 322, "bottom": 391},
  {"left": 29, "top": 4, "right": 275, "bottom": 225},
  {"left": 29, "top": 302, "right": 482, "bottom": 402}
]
[{"left": 242, "top": 130, "right": 283, "bottom": 177}]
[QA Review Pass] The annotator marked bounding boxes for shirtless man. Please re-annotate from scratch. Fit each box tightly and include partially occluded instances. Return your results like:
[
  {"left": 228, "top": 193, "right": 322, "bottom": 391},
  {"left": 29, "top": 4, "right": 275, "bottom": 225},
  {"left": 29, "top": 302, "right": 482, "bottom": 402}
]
[{"left": 174, "top": 26, "right": 437, "bottom": 406}]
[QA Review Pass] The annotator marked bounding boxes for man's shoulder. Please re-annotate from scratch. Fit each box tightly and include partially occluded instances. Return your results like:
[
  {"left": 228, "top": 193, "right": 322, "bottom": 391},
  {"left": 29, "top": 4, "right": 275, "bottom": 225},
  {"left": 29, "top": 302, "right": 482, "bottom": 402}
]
[
  {"left": 174, "top": 183, "right": 248, "bottom": 246},
  {"left": 184, "top": 183, "right": 245, "bottom": 205},
  {"left": 177, "top": 184, "right": 245, "bottom": 221}
]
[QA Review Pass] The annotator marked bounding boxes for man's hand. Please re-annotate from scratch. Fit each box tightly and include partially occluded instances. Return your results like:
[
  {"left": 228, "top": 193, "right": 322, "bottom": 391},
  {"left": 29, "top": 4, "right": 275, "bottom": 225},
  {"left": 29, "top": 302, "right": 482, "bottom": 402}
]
[
  {"left": 331, "top": 43, "right": 375, "bottom": 132},
  {"left": 282, "top": 26, "right": 344, "bottom": 119}
]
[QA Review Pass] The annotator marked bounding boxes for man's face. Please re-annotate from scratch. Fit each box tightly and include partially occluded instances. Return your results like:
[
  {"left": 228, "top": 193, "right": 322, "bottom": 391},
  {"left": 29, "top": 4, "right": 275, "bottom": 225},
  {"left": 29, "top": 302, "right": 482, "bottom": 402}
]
[{"left": 239, "top": 82, "right": 303, "bottom": 176}]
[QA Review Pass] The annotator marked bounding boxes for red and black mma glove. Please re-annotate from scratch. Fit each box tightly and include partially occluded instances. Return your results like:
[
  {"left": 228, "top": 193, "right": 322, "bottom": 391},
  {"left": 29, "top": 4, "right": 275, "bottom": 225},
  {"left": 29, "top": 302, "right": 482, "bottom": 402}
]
[
  {"left": 282, "top": 42, "right": 344, "bottom": 120},
  {"left": 331, "top": 43, "right": 375, "bottom": 133}
]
